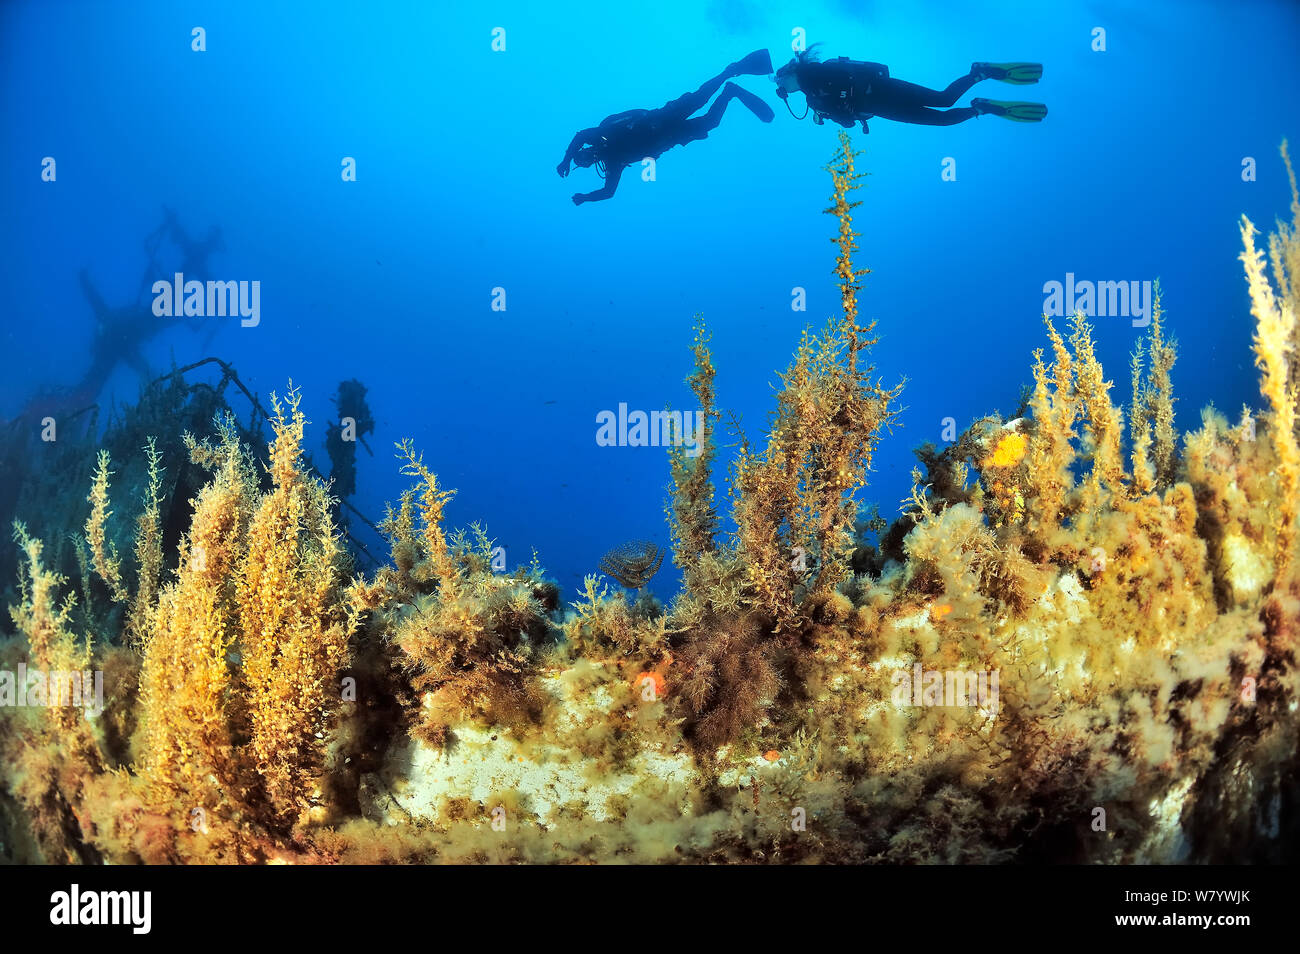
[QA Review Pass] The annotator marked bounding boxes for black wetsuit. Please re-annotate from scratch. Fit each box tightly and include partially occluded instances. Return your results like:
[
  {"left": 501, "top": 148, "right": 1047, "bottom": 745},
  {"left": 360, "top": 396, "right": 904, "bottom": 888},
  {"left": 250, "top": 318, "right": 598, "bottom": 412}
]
[
  {"left": 799, "top": 58, "right": 983, "bottom": 129},
  {"left": 559, "top": 51, "right": 773, "bottom": 204}
]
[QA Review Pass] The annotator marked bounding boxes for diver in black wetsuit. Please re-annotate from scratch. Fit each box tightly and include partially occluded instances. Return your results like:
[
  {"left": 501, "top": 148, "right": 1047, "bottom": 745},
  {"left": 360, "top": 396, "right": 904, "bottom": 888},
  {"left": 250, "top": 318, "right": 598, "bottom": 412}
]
[
  {"left": 558, "top": 49, "right": 775, "bottom": 205},
  {"left": 774, "top": 48, "right": 1046, "bottom": 132}
]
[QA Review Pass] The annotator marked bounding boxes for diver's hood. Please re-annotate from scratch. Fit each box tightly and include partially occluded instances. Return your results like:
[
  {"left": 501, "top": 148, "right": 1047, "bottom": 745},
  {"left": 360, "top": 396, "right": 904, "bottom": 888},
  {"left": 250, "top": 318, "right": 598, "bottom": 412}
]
[{"left": 774, "top": 61, "right": 802, "bottom": 95}]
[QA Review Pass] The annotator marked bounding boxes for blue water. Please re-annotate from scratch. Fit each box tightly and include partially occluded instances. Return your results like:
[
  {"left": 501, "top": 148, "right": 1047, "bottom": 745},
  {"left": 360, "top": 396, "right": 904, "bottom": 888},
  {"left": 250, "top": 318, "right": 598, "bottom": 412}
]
[{"left": 4, "top": 0, "right": 1299, "bottom": 599}]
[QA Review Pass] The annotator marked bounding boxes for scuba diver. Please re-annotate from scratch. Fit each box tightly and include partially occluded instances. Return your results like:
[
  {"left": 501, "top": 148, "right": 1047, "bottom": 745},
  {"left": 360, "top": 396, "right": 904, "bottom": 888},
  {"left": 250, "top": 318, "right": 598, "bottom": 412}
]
[
  {"left": 558, "top": 50, "right": 776, "bottom": 205},
  {"left": 774, "top": 47, "right": 1046, "bottom": 132}
]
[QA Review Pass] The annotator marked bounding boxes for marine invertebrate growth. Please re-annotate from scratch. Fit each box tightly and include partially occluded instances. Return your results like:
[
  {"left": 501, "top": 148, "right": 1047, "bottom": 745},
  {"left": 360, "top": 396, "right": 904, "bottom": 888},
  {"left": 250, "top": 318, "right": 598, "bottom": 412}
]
[{"left": 599, "top": 540, "right": 665, "bottom": 588}]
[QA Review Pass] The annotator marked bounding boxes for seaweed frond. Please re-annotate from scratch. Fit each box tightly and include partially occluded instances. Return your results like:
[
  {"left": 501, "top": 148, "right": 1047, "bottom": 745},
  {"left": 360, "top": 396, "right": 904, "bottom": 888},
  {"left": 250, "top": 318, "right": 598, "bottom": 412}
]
[
  {"left": 732, "top": 130, "right": 901, "bottom": 628},
  {"left": 1240, "top": 141, "right": 1300, "bottom": 579},
  {"left": 85, "top": 451, "right": 128, "bottom": 602},
  {"left": 395, "top": 438, "right": 458, "bottom": 586},
  {"left": 125, "top": 437, "right": 164, "bottom": 650},
  {"left": 1146, "top": 285, "right": 1179, "bottom": 488},
  {"left": 1069, "top": 312, "right": 1126, "bottom": 511},
  {"left": 238, "top": 385, "right": 357, "bottom": 823},
  {"left": 1025, "top": 319, "right": 1079, "bottom": 534},
  {"left": 1129, "top": 284, "right": 1178, "bottom": 493},
  {"left": 138, "top": 384, "right": 356, "bottom": 839},
  {"left": 667, "top": 314, "right": 719, "bottom": 584}
]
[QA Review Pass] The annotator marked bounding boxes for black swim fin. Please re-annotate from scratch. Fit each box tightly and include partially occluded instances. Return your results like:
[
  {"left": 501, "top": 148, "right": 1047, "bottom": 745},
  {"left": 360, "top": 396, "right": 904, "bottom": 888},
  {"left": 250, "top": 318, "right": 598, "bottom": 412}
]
[
  {"left": 728, "top": 82, "right": 775, "bottom": 122},
  {"left": 732, "top": 49, "right": 774, "bottom": 76}
]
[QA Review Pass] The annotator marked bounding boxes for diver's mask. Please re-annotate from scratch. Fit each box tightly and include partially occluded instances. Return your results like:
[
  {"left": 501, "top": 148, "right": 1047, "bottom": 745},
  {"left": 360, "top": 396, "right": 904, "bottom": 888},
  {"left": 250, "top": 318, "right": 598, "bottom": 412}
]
[{"left": 774, "top": 61, "right": 801, "bottom": 98}]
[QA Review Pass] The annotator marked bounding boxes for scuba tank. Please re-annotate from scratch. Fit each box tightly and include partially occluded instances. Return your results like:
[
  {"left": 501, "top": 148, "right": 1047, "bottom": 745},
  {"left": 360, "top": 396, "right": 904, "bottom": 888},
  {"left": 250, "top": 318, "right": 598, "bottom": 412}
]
[
  {"left": 829, "top": 57, "right": 889, "bottom": 80},
  {"left": 819, "top": 57, "right": 888, "bottom": 98},
  {"left": 780, "top": 56, "right": 889, "bottom": 123},
  {"left": 807, "top": 57, "right": 888, "bottom": 126}
]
